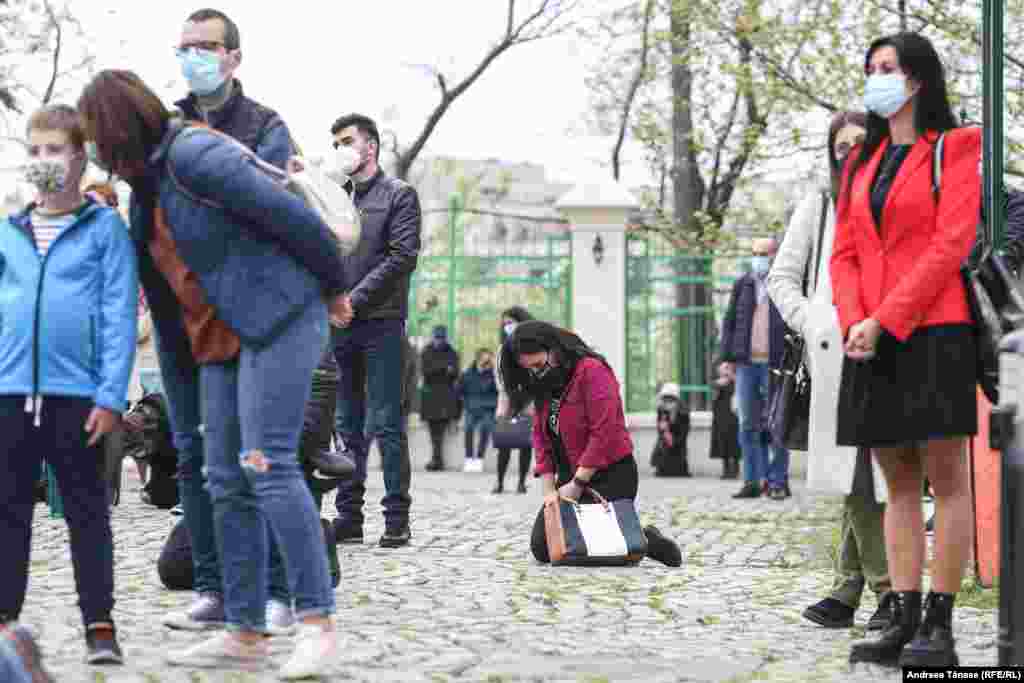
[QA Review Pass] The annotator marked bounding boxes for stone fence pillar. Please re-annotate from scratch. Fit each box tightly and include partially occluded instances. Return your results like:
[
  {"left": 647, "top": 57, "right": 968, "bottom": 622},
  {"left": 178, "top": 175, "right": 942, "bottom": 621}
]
[{"left": 555, "top": 177, "right": 638, "bottom": 390}]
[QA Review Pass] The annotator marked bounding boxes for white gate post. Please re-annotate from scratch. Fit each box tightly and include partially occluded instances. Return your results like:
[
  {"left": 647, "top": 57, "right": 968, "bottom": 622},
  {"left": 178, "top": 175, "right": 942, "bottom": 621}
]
[{"left": 555, "top": 177, "right": 638, "bottom": 394}]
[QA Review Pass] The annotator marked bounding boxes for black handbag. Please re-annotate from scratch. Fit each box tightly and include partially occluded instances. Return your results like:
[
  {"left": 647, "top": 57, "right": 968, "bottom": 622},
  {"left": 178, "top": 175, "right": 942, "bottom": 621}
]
[
  {"left": 769, "top": 333, "right": 810, "bottom": 450},
  {"left": 768, "top": 191, "right": 829, "bottom": 451},
  {"left": 934, "top": 133, "right": 1024, "bottom": 405},
  {"left": 493, "top": 414, "right": 533, "bottom": 450}
]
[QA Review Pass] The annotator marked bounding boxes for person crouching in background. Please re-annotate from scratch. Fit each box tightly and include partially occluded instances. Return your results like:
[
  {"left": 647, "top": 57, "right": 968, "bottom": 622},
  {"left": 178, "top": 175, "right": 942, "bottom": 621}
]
[{"left": 650, "top": 383, "right": 691, "bottom": 477}]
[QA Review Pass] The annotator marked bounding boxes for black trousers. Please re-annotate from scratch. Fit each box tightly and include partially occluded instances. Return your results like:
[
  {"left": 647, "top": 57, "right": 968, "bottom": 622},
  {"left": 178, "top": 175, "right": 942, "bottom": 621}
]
[
  {"left": 0, "top": 396, "right": 114, "bottom": 626},
  {"left": 530, "top": 455, "right": 639, "bottom": 563},
  {"left": 496, "top": 447, "right": 532, "bottom": 487},
  {"left": 427, "top": 419, "right": 449, "bottom": 461}
]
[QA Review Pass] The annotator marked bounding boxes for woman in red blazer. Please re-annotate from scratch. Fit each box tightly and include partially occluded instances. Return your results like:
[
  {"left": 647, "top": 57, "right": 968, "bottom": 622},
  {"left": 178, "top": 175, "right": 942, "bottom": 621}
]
[
  {"left": 499, "top": 321, "right": 682, "bottom": 567},
  {"left": 830, "top": 32, "right": 981, "bottom": 669}
]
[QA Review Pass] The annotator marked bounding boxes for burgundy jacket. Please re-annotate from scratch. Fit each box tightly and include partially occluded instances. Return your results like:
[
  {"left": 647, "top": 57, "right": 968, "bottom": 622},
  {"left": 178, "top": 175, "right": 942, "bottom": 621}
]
[{"left": 532, "top": 357, "right": 634, "bottom": 477}]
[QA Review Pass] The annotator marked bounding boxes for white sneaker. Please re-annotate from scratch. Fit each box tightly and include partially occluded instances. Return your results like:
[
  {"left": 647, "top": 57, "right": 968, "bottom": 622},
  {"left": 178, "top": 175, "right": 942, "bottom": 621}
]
[
  {"left": 266, "top": 599, "right": 297, "bottom": 636},
  {"left": 278, "top": 624, "right": 337, "bottom": 680},
  {"left": 462, "top": 459, "right": 473, "bottom": 473},
  {"left": 166, "top": 631, "right": 268, "bottom": 669},
  {"left": 474, "top": 458, "right": 485, "bottom": 473},
  {"left": 162, "top": 594, "right": 225, "bottom": 631}
]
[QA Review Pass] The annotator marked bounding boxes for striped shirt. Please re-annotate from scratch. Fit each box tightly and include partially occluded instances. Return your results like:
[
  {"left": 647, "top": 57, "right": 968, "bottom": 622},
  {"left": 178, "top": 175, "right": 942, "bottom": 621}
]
[{"left": 31, "top": 209, "right": 77, "bottom": 258}]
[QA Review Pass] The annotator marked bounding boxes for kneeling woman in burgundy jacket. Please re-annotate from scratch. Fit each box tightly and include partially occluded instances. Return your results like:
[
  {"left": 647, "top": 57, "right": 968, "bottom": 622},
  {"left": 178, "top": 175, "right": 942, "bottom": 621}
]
[{"left": 499, "top": 321, "right": 682, "bottom": 567}]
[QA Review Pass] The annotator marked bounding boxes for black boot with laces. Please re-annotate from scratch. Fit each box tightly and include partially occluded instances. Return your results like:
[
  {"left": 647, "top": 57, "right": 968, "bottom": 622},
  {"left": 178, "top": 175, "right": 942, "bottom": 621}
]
[
  {"left": 849, "top": 590, "right": 921, "bottom": 667},
  {"left": 898, "top": 591, "right": 959, "bottom": 668}
]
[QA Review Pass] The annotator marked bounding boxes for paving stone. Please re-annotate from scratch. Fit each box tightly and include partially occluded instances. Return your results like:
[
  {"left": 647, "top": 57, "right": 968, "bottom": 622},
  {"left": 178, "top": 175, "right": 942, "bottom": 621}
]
[{"left": 15, "top": 471, "right": 998, "bottom": 682}]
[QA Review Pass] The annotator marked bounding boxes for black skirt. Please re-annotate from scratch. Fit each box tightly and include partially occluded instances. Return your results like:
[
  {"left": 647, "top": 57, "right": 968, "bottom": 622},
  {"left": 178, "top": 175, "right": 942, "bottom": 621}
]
[{"left": 836, "top": 324, "right": 978, "bottom": 448}]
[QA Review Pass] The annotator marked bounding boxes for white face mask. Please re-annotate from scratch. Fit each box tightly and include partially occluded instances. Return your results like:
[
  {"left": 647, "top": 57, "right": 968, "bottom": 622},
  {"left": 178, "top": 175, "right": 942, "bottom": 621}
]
[
  {"left": 503, "top": 322, "right": 516, "bottom": 337},
  {"left": 334, "top": 145, "right": 362, "bottom": 177}
]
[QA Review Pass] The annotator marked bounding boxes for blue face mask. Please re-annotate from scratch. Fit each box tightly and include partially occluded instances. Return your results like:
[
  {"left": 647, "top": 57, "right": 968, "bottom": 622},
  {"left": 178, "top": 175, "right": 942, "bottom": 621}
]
[
  {"left": 178, "top": 49, "right": 226, "bottom": 96},
  {"left": 863, "top": 73, "right": 913, "bottom": 119},
  {"left": 750, "top": 255, "right": 771, "bottom": 275}
]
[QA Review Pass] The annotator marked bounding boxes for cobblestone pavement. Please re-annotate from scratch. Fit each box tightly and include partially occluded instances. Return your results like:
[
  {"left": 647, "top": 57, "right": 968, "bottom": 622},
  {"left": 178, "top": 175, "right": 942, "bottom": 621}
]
[{"left": 21, "top": 470, "right": 998, "bottom": 682}]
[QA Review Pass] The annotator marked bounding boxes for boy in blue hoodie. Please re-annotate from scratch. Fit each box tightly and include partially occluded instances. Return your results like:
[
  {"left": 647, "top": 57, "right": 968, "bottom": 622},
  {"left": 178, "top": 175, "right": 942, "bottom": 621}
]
[{"left": 0, "top": 105, "right": 137, "bottom": 665}]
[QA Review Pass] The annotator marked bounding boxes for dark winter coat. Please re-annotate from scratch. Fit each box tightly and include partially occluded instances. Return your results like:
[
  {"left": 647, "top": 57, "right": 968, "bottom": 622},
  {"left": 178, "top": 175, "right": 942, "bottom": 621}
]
[
  {"left": 419, "top": 343, "right": 460, "bottom": 421},
  {"left": 720, "top": 273, "right": 787, "bottom": 368},
  {"left": 457, "top": 365, "right": 498, "bottom": 416},
  {"left": 650, "top": 396, "right": 690, "bottom": 477},
  {"left": 175, "top": 79, "right": 292, "bottom": 170},
  {"left": 709, "top": 382, "right": 741, "bottom": 462}
]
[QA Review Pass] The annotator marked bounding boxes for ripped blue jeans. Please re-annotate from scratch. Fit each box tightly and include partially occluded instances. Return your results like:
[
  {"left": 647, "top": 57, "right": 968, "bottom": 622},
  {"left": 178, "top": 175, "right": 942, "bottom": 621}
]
[{"left": 199, "top": 300, "right": 335, "bottom": 632}]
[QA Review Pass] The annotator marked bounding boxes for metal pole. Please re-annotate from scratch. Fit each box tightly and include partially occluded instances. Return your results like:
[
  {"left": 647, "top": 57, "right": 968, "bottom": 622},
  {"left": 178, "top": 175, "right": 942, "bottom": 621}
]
[
  {"left": 984, "top": 0, "right": 1020, "bottom": 666},
  {"left": 447, "top": 193, "right": 461, "bottom": 339}
]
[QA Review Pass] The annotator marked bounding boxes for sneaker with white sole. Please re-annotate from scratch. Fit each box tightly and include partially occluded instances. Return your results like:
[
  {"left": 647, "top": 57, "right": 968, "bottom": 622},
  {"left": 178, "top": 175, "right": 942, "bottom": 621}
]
[
  {"left": 166, "top": 631, "right": 268, "bottom": 669},
  {"left": 266, "top": 599, "right": 297, "bottom": 636},
  {"left": 277, "top": 624, "right": 337, "bottom": 680},
  {"left": 162, "top": 593, "right": 225, "bottom": 631},
  {"left": 462, "top": 459, "right": 473, "bottom": 473}
]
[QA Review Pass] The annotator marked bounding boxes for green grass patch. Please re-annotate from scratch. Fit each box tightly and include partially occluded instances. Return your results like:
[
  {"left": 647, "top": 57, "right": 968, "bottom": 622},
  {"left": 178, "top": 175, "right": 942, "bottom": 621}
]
[{"left": 958, "top": 577, "right": 999, "bottom": 610}]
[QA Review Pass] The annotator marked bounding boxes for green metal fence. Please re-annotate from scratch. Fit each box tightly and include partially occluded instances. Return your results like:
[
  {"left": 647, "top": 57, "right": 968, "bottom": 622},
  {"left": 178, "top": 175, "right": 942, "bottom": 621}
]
[
  {"left": 408, "top": 195, "right": 573, "bottom": 366},
  {"left": 625, "top": 232, "right": 748, "bottom": 413}
]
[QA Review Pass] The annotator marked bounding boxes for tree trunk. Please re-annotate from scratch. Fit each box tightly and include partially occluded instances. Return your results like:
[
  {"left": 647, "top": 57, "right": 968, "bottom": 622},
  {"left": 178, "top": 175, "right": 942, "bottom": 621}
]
[{"left": 670, "top": 3, "right": 709, "bottom": 411}]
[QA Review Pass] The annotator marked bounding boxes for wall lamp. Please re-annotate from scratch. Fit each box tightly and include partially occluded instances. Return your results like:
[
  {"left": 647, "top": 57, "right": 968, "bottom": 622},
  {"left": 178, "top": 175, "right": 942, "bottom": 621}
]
[{"left": 592, "top": 234, "right": 605, "bottom": 265}]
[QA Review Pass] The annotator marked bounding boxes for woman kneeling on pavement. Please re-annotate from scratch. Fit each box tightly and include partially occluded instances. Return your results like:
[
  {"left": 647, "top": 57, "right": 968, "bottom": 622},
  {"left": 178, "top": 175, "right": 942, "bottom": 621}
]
[
  {"left": 78, "top": 70, "right": 343, "bottom": 679},
  {"left": 498, "top": 321, "right": 682, "bottom": 567}
]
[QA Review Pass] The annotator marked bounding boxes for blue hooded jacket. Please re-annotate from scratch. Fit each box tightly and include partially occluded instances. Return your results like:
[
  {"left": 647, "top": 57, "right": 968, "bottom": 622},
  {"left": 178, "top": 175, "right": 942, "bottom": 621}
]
[{"left": 0, "top": 202, "right": 138, "bottom": 416}]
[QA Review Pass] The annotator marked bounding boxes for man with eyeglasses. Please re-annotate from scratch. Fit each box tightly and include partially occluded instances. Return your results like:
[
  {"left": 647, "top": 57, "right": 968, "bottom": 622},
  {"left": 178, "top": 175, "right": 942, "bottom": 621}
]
[
  {"left": 171, "top": 8, "right": 292, "bottom": 165},
  {"left": 160, "top": 7, "right": 301, "bottom": 638}
]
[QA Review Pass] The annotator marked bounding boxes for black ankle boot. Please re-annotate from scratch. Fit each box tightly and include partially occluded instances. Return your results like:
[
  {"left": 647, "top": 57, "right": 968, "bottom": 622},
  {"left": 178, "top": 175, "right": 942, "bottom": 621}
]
[
  {"left": 899, "top": 592, "right": 959, "bottom": 668},
  {"left": 849, "top": 590, "right": 921, "bottom": 667}
]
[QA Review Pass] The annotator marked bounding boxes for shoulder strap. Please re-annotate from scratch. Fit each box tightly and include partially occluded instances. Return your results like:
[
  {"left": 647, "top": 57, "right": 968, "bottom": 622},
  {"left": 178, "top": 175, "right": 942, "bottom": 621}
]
[
  {"left": 931, "top": 132, "right": 945, "bottom": 202},
  {"left": 933, "top": 130, "right": 991, "bottom": 250},
  {"left": 812, "top": 191, "right": 830, "bottom": 289}
]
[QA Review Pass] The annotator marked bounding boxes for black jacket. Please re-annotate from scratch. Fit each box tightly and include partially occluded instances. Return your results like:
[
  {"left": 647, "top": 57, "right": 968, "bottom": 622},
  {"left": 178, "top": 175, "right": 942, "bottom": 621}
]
[
  {"left": 1002, "top": 188, "right": 1024, "bottom": 275},
  {"left": 419, "top": 343, "right": 460, "bottom": 421},
  {"left": 341, "top": 170, "right": 422, "bottom": 320},
  {"left": 720, "top": 273, "right": 787, "bottom": 367}
]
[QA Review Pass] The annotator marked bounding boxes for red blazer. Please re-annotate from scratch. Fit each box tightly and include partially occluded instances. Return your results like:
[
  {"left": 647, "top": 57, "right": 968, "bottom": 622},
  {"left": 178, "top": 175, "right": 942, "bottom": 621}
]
[
  {"left": 532, "top": 357, "right": 633, "bottom": 477},
  {"left": 831, "top": 127, "right": 982, "bottom": 342}
]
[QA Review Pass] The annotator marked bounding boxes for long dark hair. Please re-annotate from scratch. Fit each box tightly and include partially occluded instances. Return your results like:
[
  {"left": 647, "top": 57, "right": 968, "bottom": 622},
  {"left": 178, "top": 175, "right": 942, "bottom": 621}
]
[
  {"left": 499, "top": 305, "right": 534, "bottom": 343},
  {"left": 827, "top": 110, "right": 868, "bottom": 200},
  {"left": 499, "top": 321, "right": 610, "bottom": 413},
  {"left": 845, "top": 32, "right": 958, "bottom": 202}
]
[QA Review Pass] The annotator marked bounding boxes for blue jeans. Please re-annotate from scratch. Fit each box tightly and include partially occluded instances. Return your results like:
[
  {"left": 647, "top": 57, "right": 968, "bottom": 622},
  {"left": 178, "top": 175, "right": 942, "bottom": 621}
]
[
  {"left": 332, "top": 319, "right": 412, "bottom": 528},
  {"left": 0, "top": 634, "right": 30, "bottom": 683},
  {"left": 735, "top": 362, "right": 790, "bottom": 487},
  {"left": 154, "top": 336, "right": 290, "bottom": 604},
  {"left": 464, "top": 409, "right": 495, "bottom": 460},
  {"left": 200, "top": 301, "right": 335, "bottom": 632},
  {"left": 0, "top": 397, "right": 114, "bottom": 628}
]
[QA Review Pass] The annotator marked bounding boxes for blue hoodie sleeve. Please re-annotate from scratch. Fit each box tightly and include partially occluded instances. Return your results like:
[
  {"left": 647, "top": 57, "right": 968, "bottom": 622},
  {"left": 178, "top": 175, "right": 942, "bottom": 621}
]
[
  {"left": 169, "top": 130, "right": 347, "bottom": 296},
  {"left": 95, "top": 210, "right": 138, "bottom": 413}
]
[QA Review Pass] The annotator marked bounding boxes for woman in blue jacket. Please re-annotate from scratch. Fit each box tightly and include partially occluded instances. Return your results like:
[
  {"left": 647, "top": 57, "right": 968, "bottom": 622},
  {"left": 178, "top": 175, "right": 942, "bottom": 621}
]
[
  {"left": 0, "top": 105, "right": 137, "bottom": 665},
  {"left": 78, "top": 70, "right": 347, "bottom": 679}
]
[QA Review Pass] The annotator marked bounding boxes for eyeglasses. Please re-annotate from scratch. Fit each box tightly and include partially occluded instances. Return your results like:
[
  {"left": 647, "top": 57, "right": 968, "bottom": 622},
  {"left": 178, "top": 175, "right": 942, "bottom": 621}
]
[{"left": 173, "top": 41, "right": 225, "bottom": 57}]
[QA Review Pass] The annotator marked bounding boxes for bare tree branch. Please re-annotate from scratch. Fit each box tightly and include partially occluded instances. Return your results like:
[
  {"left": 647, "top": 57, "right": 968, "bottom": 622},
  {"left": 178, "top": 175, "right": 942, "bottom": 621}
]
[
  {"left": 40, "top": 0, "right": 61, "bottom": 105},
  {"left": 611, "top": 0, "right": 655, "bottom": 180},
  {"left": 394, "top": 0, "right": 580, "bottom": 179}
]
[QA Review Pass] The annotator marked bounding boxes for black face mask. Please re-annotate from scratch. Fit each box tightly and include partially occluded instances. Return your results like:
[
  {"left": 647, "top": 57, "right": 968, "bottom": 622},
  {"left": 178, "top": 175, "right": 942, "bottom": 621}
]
[{"left": 529, "top": 361, "right": 568, "bottom": 396}]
